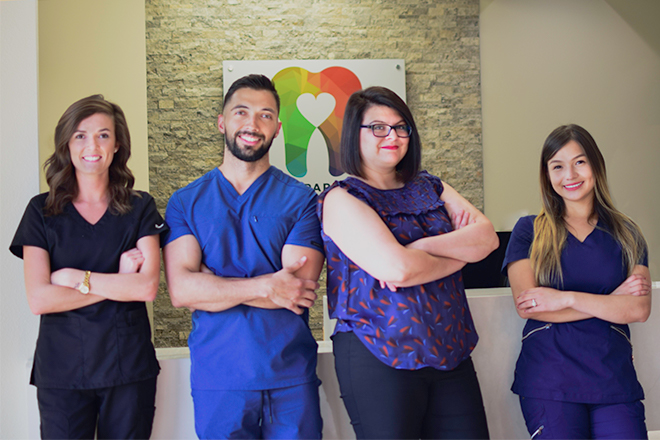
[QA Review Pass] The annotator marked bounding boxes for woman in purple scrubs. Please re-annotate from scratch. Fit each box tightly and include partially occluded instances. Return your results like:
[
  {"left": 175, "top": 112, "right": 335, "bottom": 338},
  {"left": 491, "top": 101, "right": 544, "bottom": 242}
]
[{"left": 503, "top": 124, "right": 651, "bottom": 439}]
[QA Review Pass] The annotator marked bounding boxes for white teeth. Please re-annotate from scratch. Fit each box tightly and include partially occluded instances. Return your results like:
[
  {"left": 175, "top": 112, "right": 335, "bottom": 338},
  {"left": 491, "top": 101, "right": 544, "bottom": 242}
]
[
  {"left": 565, "top": 182, "right": 582, "bottom": 189},
  {"left": 240, "top": 135, "right": 259, "bottom": 142},
  {"left": 83, "top": 156, "right": 101, "bottom": 162}
]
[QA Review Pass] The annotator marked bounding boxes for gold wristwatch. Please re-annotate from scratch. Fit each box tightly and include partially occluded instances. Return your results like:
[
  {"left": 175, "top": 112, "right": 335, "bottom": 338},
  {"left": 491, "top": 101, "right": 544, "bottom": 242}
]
[{"left": 78, "top": 270, "right": 91, "bottom": 294}]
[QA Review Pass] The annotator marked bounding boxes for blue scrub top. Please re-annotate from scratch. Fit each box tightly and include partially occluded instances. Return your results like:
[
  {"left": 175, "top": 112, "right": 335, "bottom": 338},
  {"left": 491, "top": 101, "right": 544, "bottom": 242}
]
[
  {"left": 502, "top": 215, "right": 646, "bottom": 404},
  {"left": 164, "top": 166, "right": 323, "bottom": 391}
]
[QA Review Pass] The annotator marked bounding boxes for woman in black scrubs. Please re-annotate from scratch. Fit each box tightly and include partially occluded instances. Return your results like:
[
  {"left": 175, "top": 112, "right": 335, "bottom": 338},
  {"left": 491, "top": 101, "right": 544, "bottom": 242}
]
[{"left": 10, "top": 95, "right": 167, "bottom": 439}]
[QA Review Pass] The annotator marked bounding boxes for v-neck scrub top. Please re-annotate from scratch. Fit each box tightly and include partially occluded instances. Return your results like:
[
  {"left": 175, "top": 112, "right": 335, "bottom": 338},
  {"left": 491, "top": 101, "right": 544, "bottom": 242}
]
[
  {"left": 164, "top": 166, "right": 323, "bottom": 390},
  {"left": 10, "top": 191, "right": 166, "bottom": 389},
  {"left": 502, "top": 215, "right": 647, "bottom": 404}
]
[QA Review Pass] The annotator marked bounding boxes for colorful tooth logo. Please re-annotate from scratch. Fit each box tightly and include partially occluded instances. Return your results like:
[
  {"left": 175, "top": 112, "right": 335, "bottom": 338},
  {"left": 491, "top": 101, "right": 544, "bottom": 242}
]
[{"left": 272, "top": 67, "right": 362, "bottom": 177}]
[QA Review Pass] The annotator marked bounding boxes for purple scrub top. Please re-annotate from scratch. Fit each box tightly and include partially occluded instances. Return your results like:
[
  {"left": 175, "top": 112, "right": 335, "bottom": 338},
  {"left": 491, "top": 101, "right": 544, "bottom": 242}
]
[{"left": 502, "top": 215, "right": 646, "bottom": 404}]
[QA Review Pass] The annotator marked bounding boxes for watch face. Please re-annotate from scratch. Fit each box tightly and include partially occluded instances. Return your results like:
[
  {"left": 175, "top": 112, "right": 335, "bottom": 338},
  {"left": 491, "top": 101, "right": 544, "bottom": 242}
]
[{"left": 80, "top": 285, "right": 89, "bottom": 294}]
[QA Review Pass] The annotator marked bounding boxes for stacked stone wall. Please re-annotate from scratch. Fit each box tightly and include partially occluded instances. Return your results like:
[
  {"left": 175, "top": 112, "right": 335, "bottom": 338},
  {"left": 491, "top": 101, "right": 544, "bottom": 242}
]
[{"left": 146, "top": 0, "right": 482, "bottom": 347}]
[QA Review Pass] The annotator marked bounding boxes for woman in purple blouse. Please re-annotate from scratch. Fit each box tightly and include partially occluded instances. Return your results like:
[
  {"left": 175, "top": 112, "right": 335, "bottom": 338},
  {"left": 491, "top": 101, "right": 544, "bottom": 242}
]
[{"left": 318, "top": 87, "right": 498, "bottom": 439}]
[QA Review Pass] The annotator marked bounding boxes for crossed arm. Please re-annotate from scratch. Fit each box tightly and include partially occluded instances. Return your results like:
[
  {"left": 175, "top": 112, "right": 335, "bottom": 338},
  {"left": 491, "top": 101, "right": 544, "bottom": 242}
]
[
  {"left": 23, "top": 234, "right": 161, "bottom": 315},
  {"left": 163, "top": 234, "right": 324, "bottom": 314},
  {"left": 507, "top": 258, "right": 651, "bottom": 324},
  {"left": 321, "top": 182, "right": 498, "bottom": 288}
]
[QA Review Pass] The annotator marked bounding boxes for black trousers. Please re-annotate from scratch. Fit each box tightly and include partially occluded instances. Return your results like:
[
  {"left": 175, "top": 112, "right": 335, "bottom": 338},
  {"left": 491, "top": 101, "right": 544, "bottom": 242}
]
[
  {"left": 333, "top": 331, "right": 490, "bottom": 440},
  {"left": 37, "top": 377, "right": 157, "bottom": 439}
]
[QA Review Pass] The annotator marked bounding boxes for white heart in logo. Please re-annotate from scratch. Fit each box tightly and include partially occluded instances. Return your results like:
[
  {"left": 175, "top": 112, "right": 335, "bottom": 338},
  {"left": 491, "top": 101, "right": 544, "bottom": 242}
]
[{"left": 296, "top": 93, "right": 336, "bottom": 127}]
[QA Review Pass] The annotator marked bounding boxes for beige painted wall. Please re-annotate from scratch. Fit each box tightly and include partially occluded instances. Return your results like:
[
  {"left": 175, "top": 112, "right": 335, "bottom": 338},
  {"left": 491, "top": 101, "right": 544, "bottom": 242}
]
[
  {"left": 481, "top": 0, "right": 660, "bottom": 277},
  {"left": 1, "top": 3, "right": 40, "bottom": 438},
  {"left": 38, "top": 0, "right": 149, "bottom": 192}
]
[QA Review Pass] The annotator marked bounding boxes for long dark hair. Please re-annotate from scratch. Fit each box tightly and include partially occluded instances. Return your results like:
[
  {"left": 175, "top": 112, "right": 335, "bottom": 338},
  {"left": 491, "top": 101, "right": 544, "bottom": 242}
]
[
  {"left": 341, "top": 87, "right": 421, "bottom": 183},
  {"left": 44, "top": 94, "right": 136, "bottom": 216},
  {"left": 531, "top": 124, "right": 646, "bottom": 284}
]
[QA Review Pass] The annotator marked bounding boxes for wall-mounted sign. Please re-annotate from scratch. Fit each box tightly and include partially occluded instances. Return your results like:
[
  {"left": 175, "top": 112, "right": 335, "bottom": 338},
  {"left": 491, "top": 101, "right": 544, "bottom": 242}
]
[{"left": 223, "top": 60, "right": 406, "bottom": 192}]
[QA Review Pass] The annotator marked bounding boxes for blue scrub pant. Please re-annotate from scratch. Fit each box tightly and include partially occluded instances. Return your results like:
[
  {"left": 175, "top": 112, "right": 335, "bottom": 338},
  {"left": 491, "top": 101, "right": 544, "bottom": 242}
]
[
  {"left": 333, "top": 331, "right": 489, "bottom": 439},
  {"left": 520, "top": 396, "right": 647, "bottom": 439},
  {"left": 191, "top": 380, "right": 322, "bottom": 439},
  {"left": 36, "top": 377, "right": 157, "bottom": 439}
]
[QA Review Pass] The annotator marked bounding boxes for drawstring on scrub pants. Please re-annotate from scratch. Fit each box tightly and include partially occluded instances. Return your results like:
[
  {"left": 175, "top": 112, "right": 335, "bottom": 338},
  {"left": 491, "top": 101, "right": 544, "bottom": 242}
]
[{"left": 259, "top": 390, "right": 274, "bottom": 426}]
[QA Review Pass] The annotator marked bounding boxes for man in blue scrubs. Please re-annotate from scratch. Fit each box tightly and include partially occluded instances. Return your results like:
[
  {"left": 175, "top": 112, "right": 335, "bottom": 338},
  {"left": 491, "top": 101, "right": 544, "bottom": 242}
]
[{"left": 163, "top": 74, "right": 325, "bottom": 439}]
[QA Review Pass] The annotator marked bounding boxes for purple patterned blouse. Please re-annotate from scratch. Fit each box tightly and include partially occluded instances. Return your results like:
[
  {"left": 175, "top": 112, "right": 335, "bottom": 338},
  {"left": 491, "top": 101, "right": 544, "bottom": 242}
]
[{"left": 318, "top": 172, "right": 479, "bottom": 371}]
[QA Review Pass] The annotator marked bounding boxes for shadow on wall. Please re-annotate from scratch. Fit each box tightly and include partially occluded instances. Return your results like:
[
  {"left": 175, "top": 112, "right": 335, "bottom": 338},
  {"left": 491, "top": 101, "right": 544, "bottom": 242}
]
[{"left": 462, "top": 231, "right": 511, "bottom": 289}]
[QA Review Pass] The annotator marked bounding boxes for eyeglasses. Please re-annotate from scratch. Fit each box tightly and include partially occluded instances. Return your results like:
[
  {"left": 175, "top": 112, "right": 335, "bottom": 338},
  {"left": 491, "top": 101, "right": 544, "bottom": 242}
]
[{"left": 360, "top": 124, "right": 412, "bottom": 138}]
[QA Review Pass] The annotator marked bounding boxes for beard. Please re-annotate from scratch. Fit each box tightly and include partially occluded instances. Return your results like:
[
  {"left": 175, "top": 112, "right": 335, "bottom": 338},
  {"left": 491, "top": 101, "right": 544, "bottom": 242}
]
[{"left": 225, "top": 130, "right": 274, "bottom": 163}]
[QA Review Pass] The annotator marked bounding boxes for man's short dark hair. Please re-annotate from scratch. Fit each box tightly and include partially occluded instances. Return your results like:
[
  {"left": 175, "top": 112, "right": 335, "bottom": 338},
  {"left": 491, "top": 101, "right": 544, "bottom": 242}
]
[{"left": 223, "top": 74, "right": 280, "bottom": 113}]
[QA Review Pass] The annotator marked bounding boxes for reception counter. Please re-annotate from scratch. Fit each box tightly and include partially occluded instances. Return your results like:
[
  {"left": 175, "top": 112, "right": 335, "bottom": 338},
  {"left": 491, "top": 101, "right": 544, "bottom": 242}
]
[{"left": 144, "top": 284, "right": 660, "bottom": 439}]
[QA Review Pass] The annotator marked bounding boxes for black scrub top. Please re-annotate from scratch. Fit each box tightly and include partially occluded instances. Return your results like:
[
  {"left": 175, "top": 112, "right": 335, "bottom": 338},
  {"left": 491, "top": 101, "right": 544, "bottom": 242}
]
[{"left": 10, "top": 191, "right": 167, "bottom": 389}]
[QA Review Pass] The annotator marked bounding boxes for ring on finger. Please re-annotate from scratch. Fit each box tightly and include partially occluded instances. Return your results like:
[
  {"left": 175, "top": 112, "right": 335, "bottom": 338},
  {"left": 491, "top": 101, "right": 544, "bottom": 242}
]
[{"left": 531, "top": 299, "right": 538, "bottom": 307}]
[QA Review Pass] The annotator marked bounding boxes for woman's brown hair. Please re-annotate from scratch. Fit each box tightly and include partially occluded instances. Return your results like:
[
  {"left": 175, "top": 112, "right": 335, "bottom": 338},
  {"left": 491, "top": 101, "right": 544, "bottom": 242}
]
[{"left": 44, "top": 94, "right": 136, "bottom": 215}]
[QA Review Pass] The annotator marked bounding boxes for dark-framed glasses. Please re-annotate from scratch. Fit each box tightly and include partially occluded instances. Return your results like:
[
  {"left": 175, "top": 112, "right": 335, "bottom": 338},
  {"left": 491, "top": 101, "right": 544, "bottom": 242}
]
[{"left": 360, "top": 124, "right": 412, "bottom": 138}]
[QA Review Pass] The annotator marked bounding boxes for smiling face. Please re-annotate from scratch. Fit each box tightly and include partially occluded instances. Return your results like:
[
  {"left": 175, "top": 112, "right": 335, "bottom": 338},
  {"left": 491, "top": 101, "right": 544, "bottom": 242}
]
[
  {"left": 547, "top": 139, "right": 595, "bottom": 206},
  {"left": 358, "top": 105, "right": 409, "bottom": 177},
  {"left": 68, "top": 113, "right": 118, "bottom": 179},
  {"left": 218, "top": 87, "right": 281, "bottom": 163}
]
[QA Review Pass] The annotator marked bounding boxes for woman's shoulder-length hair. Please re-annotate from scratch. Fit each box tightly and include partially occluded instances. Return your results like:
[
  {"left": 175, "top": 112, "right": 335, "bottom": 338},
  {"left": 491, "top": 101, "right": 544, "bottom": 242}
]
[
  {"left": 340, "top": 86, "right": 421, "bottom": 183},
  {"left": 44, "top": 94, "right": 136, "bottom": 216}
]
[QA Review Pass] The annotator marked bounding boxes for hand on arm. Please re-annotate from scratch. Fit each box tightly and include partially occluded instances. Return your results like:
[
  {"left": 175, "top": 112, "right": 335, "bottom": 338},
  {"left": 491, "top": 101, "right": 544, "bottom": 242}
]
[
  {"left": 611, "top": 272, "right": 651, "bottom": 296},
  {"left": 565, "top": 265, "right": 651, "bottom": 324},
  {"left": 406, "top": 183, "right": 499, "bottom": 263},
  {"left": 118, "top": 248, "right": 146, "bottom": 274},
  {"left": 509, "top": 259, "right": 651, "bottom": 324},
  {"left": 244, "top": 244, "right": 324, "bottom": 314},
  {"left": 164, "top": 235, "right": 322, "bottom": 315},
  {"left": 508, "top": 258, "right": 593, "bottom": 323},
  {"left": 322, "top": 187, "right": 465, "bottom": 288},
  {"left": 49, "top": 234, "right": 161, "bottom": 303},
  {"left": 450, "top": 208, "right": 474, "bottom": 231}
]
